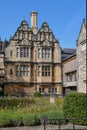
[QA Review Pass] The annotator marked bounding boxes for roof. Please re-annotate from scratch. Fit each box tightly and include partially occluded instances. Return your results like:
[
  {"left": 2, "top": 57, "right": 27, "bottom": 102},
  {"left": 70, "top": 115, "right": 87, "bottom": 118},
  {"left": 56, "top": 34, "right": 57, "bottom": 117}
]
[
  {"left": 21, "top": 20, "right": 28, "bottom": 25},
  {"left": 62, "top": 48, "right": 76, "bottom": 54},
  {"left": 61, "top": 48, "right": 76, "bottom": 60},
  {"left": 62, "top": 53, "right": 76, "bottom": 62}
]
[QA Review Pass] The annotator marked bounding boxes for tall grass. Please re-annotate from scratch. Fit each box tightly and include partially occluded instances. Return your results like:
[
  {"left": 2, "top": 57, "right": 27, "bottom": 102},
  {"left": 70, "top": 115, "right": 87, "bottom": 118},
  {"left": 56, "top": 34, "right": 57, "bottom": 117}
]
[{"left": 0, "top": 97, "right": 64, "bottom": 127}]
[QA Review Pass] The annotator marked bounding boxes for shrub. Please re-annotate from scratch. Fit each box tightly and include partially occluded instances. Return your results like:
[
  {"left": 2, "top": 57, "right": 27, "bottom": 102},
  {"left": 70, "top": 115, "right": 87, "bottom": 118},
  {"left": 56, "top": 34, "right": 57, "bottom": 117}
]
[
  {"left": 0, "top": 113, "right": 11, "bottom": 127},
  {"left": 63, "top": 91, "right": 87, "bottom": 125},
  {"left": 11, "top": 113, "right": 22, "bottom": 126},
  {"left": 33, "top": 92, "right": 41, "bottom": 97},
  {"left": 0, "top": 97, "right": 35, "bottom": 109},
  {"left": 40, "top": 110, "right": 65, "bottom": 125},
  {"left": 22, "top": 113, "right": 40, "bottom": 126}
]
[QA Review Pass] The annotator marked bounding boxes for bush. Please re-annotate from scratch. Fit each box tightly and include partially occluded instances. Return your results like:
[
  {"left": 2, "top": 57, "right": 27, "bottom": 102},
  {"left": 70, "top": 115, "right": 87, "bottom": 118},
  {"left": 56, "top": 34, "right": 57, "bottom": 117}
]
[
  {"left": 11, "top": 113, "right": 22, "bottom": 126},
  {"left": 33, "top": 92, "right": 41, "bottom": 97},
  {"left": 40, "top": 110, "right": 65, "bottom": 125},
  {"left": 0, "top": 97, "right": 35, "bottom": 109},
  {"left": 63, "top": 91, "right": 87, "bottom": 125},
  {"left": 0, "top": 113, "right": 11, "bottom": 127},
  {"left": 22, "top": 113, "right": 40, "bottom": 126}
]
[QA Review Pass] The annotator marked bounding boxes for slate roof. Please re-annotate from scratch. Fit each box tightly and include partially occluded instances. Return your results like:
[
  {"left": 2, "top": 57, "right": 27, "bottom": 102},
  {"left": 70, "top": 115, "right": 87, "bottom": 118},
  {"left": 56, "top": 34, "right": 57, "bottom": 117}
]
[{"left": 61, "top": 48, "right": 76, "bottom": 60}]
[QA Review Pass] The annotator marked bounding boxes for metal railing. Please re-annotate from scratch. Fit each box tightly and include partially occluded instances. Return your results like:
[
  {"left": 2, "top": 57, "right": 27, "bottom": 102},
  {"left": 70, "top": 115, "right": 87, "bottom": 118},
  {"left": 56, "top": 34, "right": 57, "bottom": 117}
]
[{"left": 43, "top": 118, "right": 87, "bottom": 130}]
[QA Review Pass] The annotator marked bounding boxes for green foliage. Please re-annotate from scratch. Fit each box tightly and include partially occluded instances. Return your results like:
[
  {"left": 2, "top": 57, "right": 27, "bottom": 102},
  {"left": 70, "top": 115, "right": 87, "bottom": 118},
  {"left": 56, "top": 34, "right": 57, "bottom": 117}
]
[
  {"left": 0, "top": 97, "right": 64, "bottom": 127},
  {"left": 33, "top": 92, "right": 41, "bottom": 97},
  {"left": 0, "top": 97, "right": 35, "bottom": 109},
  {"left": 63, "top": 91, "right": 87, "bottom": 125},
  {"left": 0, "top": 113, "right": 11, "bottom": 127},
  {"left": 40, "top": 110, "right": 65, "bottom": 125},
  {"left": 11, "top": 113, "right": 22, "bottom": 126},
  {"left": 22, "top": 113, "right": 40, "bottom": 126}
]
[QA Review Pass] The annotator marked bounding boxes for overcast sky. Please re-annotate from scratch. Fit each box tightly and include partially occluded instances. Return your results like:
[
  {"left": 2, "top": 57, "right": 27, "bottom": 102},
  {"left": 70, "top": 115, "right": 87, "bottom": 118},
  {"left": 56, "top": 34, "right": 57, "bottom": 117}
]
[{"left": 0, "top": 0, "right": 86, "bottom": 48}]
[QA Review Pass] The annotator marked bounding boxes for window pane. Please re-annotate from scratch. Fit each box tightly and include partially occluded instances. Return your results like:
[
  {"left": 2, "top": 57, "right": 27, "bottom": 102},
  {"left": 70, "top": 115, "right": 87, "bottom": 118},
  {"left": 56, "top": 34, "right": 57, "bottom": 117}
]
[
  {"left": 48, "top": 49, "right": 50, "bottom": 58},
  {"left": 42, "top": 48, "right": 45, "bottom": 58},
  {"left": 39, "top": 87, "right": 41, "bottom": 93},
  {"left": 16, "top": 48, "right": 19, "bottom": 57},
  {"left": 42, "top": 65, "right": 50, "bottom": 77},
  {"left": 38, "top": 66, "right": 41, "bottom": 76},
  {"left": 38, "top": 49, "right": 40, "bottom": 59},
  {"left": 55, "top": 88, "right": 57, "bottom": 93},
  {"left": 16, "top": 71, "right": 19, "bottom": 77}
]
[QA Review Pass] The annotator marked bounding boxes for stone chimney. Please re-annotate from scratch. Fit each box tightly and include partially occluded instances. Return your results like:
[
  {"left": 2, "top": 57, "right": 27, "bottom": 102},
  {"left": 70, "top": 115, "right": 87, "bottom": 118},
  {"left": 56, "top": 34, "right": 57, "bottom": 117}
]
[{"left": 30, "top": 11, "right": 38, "bottom": 34}]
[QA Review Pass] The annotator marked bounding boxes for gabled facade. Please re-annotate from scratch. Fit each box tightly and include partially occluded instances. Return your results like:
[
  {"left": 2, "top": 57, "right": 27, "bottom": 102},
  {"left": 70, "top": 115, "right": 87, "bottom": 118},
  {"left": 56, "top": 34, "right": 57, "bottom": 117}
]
[
  {"left": 4, "top": 12, "right": 62, "bottom": 96},
  {"left": 76, "top": 19, "right": 86, "bottom": 93}
]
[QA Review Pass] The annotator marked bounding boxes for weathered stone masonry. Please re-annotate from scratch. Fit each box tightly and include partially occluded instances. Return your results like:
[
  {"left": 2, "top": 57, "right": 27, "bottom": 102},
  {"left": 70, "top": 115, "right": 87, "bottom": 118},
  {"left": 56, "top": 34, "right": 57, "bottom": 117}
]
[{"left": 3, "top": 11, "right": 62, "bottom": 95}]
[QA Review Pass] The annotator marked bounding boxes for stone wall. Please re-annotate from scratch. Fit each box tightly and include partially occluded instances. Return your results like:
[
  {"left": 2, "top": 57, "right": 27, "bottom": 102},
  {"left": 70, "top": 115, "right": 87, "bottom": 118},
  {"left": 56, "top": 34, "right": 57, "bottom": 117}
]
[{"left": 76, "top": 20, "right": 86, "bottom": 93}]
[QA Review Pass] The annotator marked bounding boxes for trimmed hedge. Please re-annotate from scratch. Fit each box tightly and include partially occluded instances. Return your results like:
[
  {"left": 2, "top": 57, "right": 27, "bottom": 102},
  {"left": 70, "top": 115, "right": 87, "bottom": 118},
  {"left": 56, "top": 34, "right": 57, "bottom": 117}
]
[
  {"left": 22, "top": 113, "right": 40, "bottom": 126},
  {"left": 0, "top": 98, "right": 35, "bottom": 109},
  {"left": 63, "top": 91, "right": 87, "bottom": 125},
  {"left": 0, "top": 111, "right": 40, "bottom": 127},
  {"left": 40, "top": 110, "right": 65, "bottom": 125}
]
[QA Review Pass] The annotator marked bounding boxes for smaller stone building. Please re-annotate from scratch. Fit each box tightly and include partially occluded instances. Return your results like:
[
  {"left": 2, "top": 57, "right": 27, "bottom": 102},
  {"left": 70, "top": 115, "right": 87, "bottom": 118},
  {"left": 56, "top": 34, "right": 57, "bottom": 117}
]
[
  {"left": 62, "top": 19, "right": 86, "bottom": 94},
  {"left": 62, "top": 53, "right": 77, "bottom": 94}
]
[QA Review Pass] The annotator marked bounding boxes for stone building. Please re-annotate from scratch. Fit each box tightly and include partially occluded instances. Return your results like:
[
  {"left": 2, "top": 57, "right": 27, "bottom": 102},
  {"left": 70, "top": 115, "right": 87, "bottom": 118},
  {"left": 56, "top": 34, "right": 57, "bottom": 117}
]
[
  {"left": 3, "top": 11, "right": 62, "bottom": 96},
  {"left": 76, "top": 19, "right": 86, "bottom": 93},
  {"left": 0, "top": 12, "right": 86, "bottom": 96},
  {"left": 62, "top": 53, "right": 77, "bottom": 94},
  {"left": 0, "top": 51, "right": 4, "bottom": 94},
  {"left": 62, "top": 19, "right": 86, "bottom": 94}
]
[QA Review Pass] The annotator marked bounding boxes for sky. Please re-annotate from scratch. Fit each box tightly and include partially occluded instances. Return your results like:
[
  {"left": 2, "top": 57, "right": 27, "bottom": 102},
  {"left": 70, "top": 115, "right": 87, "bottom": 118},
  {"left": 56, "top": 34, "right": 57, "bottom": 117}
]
[{"left": 0, "top": 0, "right": 86, "bottom": 48}]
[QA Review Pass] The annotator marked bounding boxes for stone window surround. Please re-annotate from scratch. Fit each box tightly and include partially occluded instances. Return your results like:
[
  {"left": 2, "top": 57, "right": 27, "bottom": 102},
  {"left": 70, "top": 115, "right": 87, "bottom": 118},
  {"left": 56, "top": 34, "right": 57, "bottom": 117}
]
[
  {"left": 48, "top": 87, "right": 57, "bottom": 94},
  {"left": 39, "top": 87, "right": 44, "bottom": 93},
  {"left": 39, "top": 87, "right": 57, "bottom": 94},
  {"left": 38, "top": 65, "right": 51, "bottom": 77},
  {"left": 16, "top": 65, "right": 29, "bottom": 77},
  {"left": 38, "top": 47, "right": 51, "bottom": 59},
  {"left": 66, "top": 71, "right": 77, "bottom": 82},
  {"left": 16, "top": 47, "right": 32, "bottom": 58}
]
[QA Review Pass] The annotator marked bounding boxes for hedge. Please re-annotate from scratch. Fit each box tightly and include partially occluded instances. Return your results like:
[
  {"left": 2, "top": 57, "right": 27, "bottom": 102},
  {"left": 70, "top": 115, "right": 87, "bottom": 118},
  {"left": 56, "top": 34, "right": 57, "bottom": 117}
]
[
  {"left": 63, "top": 91, "right": 87, "bottom": 125},
  {"left": 0, "top": 111, "right": 40, "bottom": 127},
  {"left": 22, "top": 113, "right": 40, "bottom": 126},
  {"left": 0, "top": 97, "right": 35, "bottom": 109},
  {"left": 40, "top": 110, "right": 65, "bottom": 125}
]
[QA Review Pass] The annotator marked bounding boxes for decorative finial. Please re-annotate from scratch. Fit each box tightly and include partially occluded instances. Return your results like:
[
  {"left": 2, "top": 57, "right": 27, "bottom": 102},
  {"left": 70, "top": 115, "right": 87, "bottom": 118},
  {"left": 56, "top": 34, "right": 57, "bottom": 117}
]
[
  {"left": 44, "top": 19, "right": 46, "bottom": 23},
  {"left": 23, "top": 16, "right": 25, "bottom": 20}
]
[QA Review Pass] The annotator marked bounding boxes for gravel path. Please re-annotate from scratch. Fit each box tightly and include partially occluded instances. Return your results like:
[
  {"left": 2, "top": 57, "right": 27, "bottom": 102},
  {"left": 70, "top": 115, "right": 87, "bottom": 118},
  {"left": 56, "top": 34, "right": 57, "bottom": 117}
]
[{"left": 0, "top": 124, "right": 87, "bottom": 130}]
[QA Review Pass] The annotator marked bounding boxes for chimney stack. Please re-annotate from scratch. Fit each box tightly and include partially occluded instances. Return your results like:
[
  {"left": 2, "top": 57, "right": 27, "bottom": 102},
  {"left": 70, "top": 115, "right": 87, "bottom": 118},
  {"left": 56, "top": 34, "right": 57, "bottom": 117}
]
[{"left": 30, "top": 11, "right": 38, "bottom": 34}]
